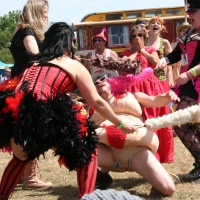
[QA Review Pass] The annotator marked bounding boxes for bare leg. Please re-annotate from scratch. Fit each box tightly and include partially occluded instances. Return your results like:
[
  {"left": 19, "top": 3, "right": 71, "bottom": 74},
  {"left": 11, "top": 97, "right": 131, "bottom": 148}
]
[
  {"left": 10, "top": 138, "right": 27, "bottom": 161},
  {"left": 129, "top": 148, "right": 175, "bottom": 195},
  {"left": 98, "top": 144, "right": 116, "bottom": 169},
  {"left": 98, "top": 143, "right": 116, "bottom": 173},
  {"left": 96, "top": 144, "right": 114, "bottom": 189},
  {"left": 97, "top": 144, "right": 175, "bottom": 195}
]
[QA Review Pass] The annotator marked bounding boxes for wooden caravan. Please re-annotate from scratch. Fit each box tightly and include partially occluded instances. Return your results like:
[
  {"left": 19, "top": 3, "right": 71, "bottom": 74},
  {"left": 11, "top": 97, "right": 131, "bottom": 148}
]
[{"left": 72, "top": 6, "right": 187, "bottom": 56}]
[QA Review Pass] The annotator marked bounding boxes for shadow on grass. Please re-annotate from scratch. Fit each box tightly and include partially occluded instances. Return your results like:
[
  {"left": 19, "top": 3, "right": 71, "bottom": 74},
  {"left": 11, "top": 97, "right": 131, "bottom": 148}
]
[
  {"left": 17, "top": 174, "right": 185, "bottom": 200},
  {"left": 20, "top": 185, "right": 78, "bottom": 200},
  {"left": 113, "top": 176, "right": 147, "bottom": 188},
  {"left": 111, "top": 177, "right": 154, "bottom": 199}
]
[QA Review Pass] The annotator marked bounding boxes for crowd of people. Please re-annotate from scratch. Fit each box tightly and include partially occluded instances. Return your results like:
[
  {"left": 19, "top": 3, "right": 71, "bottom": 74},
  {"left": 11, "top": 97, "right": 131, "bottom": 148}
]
[{"left": 0, "top": 0, "right": 200, "bottom": 199}]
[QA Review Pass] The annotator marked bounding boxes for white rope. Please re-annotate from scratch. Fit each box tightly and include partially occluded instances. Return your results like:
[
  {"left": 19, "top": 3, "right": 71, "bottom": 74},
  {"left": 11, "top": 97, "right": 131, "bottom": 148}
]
[{"left": 144, "top": 105, "right": 200, "bottom": 130}]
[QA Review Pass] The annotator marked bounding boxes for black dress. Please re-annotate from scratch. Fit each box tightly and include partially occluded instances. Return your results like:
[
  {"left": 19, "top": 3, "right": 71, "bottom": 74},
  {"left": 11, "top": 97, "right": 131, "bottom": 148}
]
[{"left": 9, "top": 28, "right": 41, "bottom": 78}]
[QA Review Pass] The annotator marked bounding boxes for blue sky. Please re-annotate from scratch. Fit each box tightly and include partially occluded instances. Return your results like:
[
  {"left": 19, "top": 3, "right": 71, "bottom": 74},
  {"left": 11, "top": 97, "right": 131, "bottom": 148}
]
[{"left": 0, "top": 0, "right": 185, "bottom": 24}]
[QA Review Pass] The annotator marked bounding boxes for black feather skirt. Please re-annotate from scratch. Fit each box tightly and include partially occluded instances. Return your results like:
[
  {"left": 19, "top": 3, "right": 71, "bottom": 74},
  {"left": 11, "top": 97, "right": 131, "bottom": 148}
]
[{"left": 0, "top": 88, "right": 98, "bottom": 171}]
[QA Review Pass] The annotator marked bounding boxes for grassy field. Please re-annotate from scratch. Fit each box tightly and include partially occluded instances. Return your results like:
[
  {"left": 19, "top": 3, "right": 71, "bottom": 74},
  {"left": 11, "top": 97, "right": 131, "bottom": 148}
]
[{"left": 1, "top": 137, "right": 200, "bottom": 200}]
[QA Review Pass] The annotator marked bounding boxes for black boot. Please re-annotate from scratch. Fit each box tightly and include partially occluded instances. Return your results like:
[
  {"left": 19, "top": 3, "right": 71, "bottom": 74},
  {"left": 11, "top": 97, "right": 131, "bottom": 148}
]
[
  {"left": 95, "top": 169, "right": 113, "bottom": 190},
  {"left": 183, "top": 162, "right": 200, "bottom": 182}
]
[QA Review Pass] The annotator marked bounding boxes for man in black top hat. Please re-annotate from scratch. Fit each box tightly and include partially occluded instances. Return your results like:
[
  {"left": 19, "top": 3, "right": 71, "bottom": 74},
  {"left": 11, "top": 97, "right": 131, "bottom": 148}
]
[{"left": 157, "top": 0, "right": 200, "bottom": 184}]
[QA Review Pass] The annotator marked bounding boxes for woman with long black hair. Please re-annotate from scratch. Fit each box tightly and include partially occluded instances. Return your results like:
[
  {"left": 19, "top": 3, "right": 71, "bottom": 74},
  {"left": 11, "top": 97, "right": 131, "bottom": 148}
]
[{"left": 0, "top": 22, "right": 137, "bottom": 199}]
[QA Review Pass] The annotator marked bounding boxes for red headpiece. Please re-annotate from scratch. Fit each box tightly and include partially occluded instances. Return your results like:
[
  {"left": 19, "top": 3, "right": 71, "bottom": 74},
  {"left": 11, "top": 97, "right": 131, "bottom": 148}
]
[{"left": 93, "top": 28, "right": 107, "bottom": 42}]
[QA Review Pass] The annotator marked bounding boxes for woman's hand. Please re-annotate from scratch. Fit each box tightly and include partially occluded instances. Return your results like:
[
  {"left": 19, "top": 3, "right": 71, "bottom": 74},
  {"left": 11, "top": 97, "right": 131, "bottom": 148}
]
[
  {"left": 175, "top": 72, "right": 189, "bottom": 86},
  {"left": 120, "top": 120, "right": 143, "bottom": 134},
  {"left": 164, "top": 90, "right": 180, "bottom": 103},
  {"left": 137, "top": 37, "right": 145, "bottom": 51},
  {"left": 156, "top": 57, "right": 169, "bottom": 69}
]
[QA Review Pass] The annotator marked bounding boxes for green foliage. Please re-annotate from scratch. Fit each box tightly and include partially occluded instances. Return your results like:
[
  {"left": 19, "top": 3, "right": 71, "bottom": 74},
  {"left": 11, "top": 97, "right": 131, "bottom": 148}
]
[
  {"left": 0, "top": 48, "right": 14, "bottom": 63},
  {"left": 0, "top": 10, "right": 20, "bottom": 63}
]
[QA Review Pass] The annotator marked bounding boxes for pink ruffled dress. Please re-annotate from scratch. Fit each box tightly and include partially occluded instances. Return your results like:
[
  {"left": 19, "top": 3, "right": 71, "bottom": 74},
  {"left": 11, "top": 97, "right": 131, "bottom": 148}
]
[{"left": 120, "top": 47, "right": 174, "bottom": 163}]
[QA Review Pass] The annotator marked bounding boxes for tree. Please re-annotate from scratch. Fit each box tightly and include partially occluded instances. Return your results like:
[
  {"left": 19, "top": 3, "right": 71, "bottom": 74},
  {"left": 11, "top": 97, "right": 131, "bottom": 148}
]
[{"left": 0, "top": 10, "right": 21, "bottom": 63}]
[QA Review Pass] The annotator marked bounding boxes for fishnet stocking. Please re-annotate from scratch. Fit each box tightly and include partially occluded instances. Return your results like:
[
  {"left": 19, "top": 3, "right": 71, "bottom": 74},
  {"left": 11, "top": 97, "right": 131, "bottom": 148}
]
[{"left": 174, "top": 96, "right": 200, "bottom": 162}]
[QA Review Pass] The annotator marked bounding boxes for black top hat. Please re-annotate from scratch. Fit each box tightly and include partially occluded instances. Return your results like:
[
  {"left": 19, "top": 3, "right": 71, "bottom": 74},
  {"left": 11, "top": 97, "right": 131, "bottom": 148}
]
[{"left": 186, "top": 0, "right": 200, "bottom": 13}]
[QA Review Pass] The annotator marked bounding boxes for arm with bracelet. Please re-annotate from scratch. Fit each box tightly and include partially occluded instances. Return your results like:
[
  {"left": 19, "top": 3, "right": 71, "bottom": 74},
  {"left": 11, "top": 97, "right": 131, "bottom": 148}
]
[
  {"left": 186, "top": 65, "right": 200, "bottom": 79},
  {"left": 115, "top": 118, "right": 125, "bottom": 129},
  {"left": 175, "top": 65, "right": 200, "bottom": 86}
]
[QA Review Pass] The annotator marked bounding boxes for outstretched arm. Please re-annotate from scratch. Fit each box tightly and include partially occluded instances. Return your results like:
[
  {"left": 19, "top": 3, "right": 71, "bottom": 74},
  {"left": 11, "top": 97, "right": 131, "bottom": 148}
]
[
  {"left": 135, "top": 90, "right": 180, "bottom": 108},
  {"left": 176, "top": 65, "right": 200, "bottom": 86},
  {"left": 68, "top": 59, "right": 138, "bottom": 133}
]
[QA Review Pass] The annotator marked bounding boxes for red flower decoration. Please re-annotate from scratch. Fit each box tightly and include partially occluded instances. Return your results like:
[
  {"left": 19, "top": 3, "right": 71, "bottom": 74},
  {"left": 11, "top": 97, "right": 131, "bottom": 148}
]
[
  {"left": 0, "top": 77, "right": 20, "bottom": 91},
  {"left": 2, "top": 92, "right": 24, "bottom": 120}
]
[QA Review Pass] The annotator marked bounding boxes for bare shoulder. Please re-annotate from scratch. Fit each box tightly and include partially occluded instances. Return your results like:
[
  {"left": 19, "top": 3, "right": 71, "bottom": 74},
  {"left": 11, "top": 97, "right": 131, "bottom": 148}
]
[
  {"left": 49, "top": 57, "right": 86, "bottom": 82},
  {"left": 68, "top": 58, "right": 85, "bottom": 69},
  {"left": 163, "top": 39, "right": 171, "bottom": 46},
  {"left": 110, "top": 50, "right": 118, "bottom": 58},
  {"left": 163, "top": 39, "right": 172, "bottom": 53}
]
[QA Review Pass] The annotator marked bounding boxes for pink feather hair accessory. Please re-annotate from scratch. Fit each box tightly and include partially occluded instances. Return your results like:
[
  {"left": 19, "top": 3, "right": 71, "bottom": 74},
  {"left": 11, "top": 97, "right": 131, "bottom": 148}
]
[{"left": 108, "top": 68, "right": 154, "bottom": 95}]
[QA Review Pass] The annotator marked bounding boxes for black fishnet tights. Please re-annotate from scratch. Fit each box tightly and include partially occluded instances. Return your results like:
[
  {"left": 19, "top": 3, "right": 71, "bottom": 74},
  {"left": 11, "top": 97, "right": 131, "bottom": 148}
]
[{"left": 174, "top": 96, "right": 200, "bottom": 162}]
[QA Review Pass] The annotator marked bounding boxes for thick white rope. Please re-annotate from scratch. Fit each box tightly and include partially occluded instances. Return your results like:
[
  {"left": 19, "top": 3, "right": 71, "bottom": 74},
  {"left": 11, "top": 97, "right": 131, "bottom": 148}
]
[{"left": 144, "top": 105, "right": 200, "bottom": 130}]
